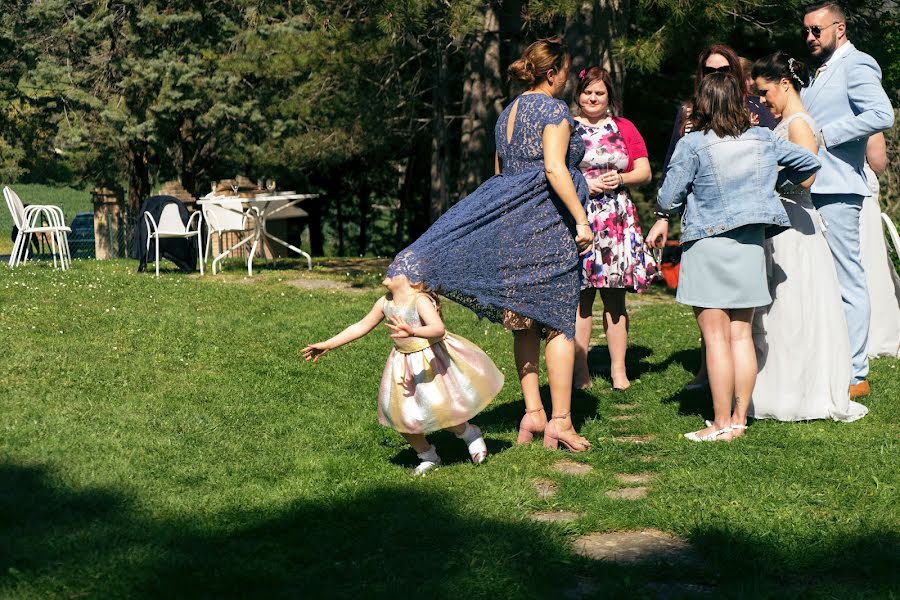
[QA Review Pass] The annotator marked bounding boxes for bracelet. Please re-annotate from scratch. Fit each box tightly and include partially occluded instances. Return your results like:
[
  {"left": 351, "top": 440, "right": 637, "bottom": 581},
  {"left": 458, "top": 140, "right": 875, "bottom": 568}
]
[
  {"left": 576, "top": 222, "right": 590, "bottom": 226},
  {"left": 617, "top": 173, "right": 624, "bottom": 186},
  {"left": 653, "top": 211, "right": 670, "bottom": 220}
]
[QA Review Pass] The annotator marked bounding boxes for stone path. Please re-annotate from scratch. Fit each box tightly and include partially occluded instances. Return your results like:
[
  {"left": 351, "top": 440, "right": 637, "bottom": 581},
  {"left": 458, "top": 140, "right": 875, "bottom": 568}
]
[
  {"left": 532, "top": 478, "right": 557, "bottom": 499},
  {"left": 529, "top": 510, "right": 582, "bottom": 523},
  {"left": 553, "top": 460, "right": 593, "bottom": 475},
  {"left": 529, "top": 360, "right": 709, "bottom": 597},
  {"left": 572, "top": 529, "right": 700, "bottom": 565}
]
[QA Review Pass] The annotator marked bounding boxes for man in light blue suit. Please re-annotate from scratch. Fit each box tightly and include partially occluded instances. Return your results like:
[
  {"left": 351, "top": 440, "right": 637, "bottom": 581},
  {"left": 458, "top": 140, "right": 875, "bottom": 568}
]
[{"left": 800, "top": 1, "right": 894, "bottom": 399}]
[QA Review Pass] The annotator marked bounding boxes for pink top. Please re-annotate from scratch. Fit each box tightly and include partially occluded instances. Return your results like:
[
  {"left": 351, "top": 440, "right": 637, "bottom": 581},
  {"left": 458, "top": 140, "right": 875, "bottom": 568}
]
[{"left": 612, "top": 117, "right": 648, "bottom": 173}]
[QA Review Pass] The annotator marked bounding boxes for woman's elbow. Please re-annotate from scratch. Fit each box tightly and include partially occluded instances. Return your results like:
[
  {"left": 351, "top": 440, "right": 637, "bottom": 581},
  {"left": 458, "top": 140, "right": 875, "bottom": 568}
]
[{"left": 799, "top": 174, "right": 816, "bottom": 189}]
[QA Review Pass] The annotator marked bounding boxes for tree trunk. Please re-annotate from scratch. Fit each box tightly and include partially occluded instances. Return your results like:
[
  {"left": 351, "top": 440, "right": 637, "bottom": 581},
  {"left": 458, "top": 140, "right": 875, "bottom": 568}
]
[
  {"left": 565, "top": 1, "right": 628, "bottom": 100},
  {"left": 126, "top": 146, "right": 151, "bottom": 214},
  {"left": 397, "top": 134, "right": 431, "bottom": 246},
  {"left": 458, "top": 2, "right": 504, "bottom": 198},
  {"left": 335, "top": 187, "right": 346, "bottom": 256},
  {"left": 357, "top": 179, "right": 370, "bottom": 256},
  {"left": 429, "top": 39, "right": 450, "bottom": 222},
  {"left": 179, "top": 117, "right": 198, "bottom": 198},
  {"left": 307, "top": 199, "right": 324, "bottom": 256}
]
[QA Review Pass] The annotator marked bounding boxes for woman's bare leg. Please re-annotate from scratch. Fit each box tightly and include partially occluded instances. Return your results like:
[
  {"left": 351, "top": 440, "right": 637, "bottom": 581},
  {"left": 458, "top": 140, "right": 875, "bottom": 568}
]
[
  {"left": 574, "top": 288, "right": 596, "bottom": 389},
  {"left": 729, "top": 308, "right": 756, "bottom": 437},
  {"left": 599, "top": 288, "right": 630, "bottom": 390},
  {"left": 545, "top": 333, "right": 590, "bottom": 450},
  {"left": 692, "top": 307, "right": 734, "bottom": 440},
  {"left": 514, "top": 326, "right": 548, "bottom": 430}
]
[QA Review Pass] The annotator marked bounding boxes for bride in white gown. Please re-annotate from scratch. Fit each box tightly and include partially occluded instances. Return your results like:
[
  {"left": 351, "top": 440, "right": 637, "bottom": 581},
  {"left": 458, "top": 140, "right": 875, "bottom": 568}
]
[
  {"left": 749, "top": 52, "right": 867, "bottom": 422},
  {"left": 861, "top": 133, "right": 900, "bottom": 358}
]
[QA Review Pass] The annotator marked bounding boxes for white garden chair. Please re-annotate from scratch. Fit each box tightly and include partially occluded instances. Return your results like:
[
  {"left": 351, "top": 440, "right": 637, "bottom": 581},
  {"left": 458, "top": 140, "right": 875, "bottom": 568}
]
[
  {"left": 201, "top": 199, "right": 258, "bottom": 275},
  {"left": 882, "top": 212, "right": 900, "bottom": 262},
  {"left": 4, "top": 186, "right": 71, "bottom": 270},
  {"left": 143, "top": 203, "right": 204, "bottom": 277}
]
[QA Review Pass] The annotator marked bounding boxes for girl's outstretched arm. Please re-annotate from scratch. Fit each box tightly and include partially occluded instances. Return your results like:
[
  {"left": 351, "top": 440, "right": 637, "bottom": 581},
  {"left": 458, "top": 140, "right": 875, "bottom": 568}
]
[
  {"left": 385, "top": 295, "right": 446, "bottom": 340},
  {"left": 303, "top": 297, "right": 386, "bottom": 362}
]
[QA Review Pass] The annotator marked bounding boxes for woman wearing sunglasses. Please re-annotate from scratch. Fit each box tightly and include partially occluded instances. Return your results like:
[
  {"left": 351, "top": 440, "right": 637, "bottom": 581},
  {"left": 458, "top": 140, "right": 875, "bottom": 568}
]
[
  {"left": 748, "top": 51, "right": 867, "bottom": 423},
  {"left": 657, "top": 73, "right": 821, "bottom": 441},
  {"left": 646, "top": 43, "right": 777, "bottom": 391}
]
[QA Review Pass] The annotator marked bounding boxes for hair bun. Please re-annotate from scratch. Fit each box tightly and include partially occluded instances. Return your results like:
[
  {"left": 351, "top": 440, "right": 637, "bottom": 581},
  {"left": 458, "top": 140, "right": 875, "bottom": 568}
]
[{"left": 507, "top": 58, "right": 536, "bottom": 84}]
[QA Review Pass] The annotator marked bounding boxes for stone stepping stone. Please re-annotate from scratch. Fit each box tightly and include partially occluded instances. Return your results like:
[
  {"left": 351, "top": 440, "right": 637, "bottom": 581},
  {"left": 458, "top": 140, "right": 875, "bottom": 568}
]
[
  {"left": 614, "top": 472, "right": 655, "bottom": 485},
  {"left": 609, "top": 414, "right": 634, "bottom": 422},
  {"left": 529, "top": 510, "right": 582, "bottom": 523},
  {"left": 553, "top": 460, "right": 593, "bottom": 475},
  {"left": 611, "top": 403, "right": 636, "bottom": 410},
  {"left": 561, "top": 576, "right": 601, "bottom": 599},
  {"left": 605, "top": 487, "right": 649, "bottom": 500},
  {"left": 573, "top": 529, "right": 700, "bottom": 565},
  {"left": 644, "top": 582, "right": 717, "bottom": 598},
  {"left": 613, "top": 435, "right": 654, "bottom": 444},
  {"left": 532, "top": 478, "right": 558, "bottom": 499}
]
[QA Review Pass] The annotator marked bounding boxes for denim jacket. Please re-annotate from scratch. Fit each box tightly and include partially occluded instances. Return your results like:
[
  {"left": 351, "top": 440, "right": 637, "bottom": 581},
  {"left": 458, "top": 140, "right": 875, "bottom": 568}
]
[{"left": 657, "top": 127, "right": 821, "bottom": 242}]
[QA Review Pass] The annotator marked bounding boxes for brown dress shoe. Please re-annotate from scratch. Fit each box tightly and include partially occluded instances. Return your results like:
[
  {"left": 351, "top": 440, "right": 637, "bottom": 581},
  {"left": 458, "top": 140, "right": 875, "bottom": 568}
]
[{"left": 849, "top": 380, "right": 871, "bottom": 400}]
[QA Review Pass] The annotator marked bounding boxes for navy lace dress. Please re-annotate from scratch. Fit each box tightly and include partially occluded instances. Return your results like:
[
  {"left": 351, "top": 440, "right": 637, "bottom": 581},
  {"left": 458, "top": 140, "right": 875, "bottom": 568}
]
[{"left": 387, "top": 94, "right": 589, "bottom": 339}]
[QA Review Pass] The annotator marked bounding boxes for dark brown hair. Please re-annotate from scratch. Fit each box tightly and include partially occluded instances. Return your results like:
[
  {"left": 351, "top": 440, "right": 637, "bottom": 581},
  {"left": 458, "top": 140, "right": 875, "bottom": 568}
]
[
  {"left": 691, "top": 73, "right": 750, "bottom": 137},
  {"left": 508, "top": 37, "right": 570, "bottom": 87},
  {"left": 751, "top": 51, "right": 810, "bottom": 92},
  {"left": 573, "top": 66, "right": 621, "bottom": 117},
  {"left": 694, "top": 44, "right": 746, "bottom": 98},
  {"left": 803, "top": 1, "right": 846, "bottom": 22}
]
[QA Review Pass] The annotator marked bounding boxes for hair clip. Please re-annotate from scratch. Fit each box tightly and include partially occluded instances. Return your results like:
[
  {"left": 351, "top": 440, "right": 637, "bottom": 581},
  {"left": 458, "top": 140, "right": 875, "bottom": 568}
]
[
  {"left": 578, "top": 69, "right": 586, "bottom": 79},
  {"left": 786, "top": 57, "right": 803, "bottom": 84}
]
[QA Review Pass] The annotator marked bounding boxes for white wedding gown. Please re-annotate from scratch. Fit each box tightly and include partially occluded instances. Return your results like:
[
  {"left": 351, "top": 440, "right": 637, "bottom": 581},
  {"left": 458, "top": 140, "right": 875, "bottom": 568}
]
[
  {"left": 749, "top": 112, "right": 868, "bottom": 422},
  {"left": 860, "top": 164, "right": 900, "bottom": 358}
]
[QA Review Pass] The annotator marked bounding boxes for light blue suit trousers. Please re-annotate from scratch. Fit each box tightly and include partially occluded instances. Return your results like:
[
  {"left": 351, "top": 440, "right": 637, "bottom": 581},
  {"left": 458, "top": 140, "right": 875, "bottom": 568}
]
[{"left": 802, "top": 43, "right": 895, "bottom": 383}]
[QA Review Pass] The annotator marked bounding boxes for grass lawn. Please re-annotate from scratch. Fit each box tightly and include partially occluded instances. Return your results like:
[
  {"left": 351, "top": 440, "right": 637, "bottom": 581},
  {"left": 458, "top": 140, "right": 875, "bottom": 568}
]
[{"left": 0, "top": 258, "right": 897, "bottom": 598}]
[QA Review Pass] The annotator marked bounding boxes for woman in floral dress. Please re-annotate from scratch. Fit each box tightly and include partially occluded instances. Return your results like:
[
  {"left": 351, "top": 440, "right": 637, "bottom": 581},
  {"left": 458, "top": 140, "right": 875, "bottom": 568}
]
[{"left": 573, "top": 66, "right": 657, "bottom": 390}]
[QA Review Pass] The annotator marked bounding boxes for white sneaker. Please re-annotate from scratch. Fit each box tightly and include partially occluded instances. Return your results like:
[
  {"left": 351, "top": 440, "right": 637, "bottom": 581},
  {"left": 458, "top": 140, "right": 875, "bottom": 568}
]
[
  {"left": 412, "top": 457, "right": 441, "bottom": 476},
  {"left": 412, "top": 445, "right": 441, "bottom": 476}
]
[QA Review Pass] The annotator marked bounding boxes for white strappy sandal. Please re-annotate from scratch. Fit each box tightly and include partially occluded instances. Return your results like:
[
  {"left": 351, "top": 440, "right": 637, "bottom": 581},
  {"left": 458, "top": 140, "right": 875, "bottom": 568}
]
[
  {"left": 706, "top": 419, "right": 748, "bottom": 434},
  {"left": 684, "top": 426, "right": 732, "bottom": 442}
]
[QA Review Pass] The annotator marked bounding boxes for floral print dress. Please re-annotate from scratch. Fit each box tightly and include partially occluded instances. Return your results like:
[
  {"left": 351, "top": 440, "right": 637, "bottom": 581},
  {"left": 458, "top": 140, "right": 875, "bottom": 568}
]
[{"left": 576, "top": 119, "right": 658, "bottom": 292}]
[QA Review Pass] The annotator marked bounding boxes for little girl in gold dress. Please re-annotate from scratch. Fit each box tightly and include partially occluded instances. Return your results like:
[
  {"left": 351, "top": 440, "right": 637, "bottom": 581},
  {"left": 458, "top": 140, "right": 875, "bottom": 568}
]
[{"left": 303, "top": 274, "right": 504, "bottom": 475}]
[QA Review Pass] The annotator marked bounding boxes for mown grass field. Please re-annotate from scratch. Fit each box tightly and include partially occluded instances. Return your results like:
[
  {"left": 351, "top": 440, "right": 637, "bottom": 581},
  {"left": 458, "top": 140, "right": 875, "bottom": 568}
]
[{"left": 0, "top": 258, "right": 897, "bottom": 599}]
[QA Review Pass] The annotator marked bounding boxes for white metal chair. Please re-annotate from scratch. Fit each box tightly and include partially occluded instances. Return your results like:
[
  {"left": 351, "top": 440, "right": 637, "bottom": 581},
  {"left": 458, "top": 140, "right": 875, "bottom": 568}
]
[
  {"left": 882, "top": 212, "right": 900, "bottom": 261},
  {"left": 4, "top": 186, "right": 71, "bottom": 270},
  {"left": 143, "top": 203, "right": 204, "bottom": 276},
  {"left": 248, "top": 196, "right": 312, "bottom": 269},
  {"left": 201, "top": 199, "right": 258, "bottom": 275}
]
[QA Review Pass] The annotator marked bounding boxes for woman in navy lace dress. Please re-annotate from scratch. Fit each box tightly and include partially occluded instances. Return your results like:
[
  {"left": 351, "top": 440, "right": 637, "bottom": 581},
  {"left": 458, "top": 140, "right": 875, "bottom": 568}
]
[{"left": 388, "top": 38, "right": 593, "bottom": 452}]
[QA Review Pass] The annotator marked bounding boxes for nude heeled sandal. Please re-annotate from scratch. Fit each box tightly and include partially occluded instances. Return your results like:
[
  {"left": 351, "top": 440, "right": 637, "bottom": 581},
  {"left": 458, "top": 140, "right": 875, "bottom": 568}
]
[
  {"left": 543, "top": 412, "right": 591, "bottom": 452},
  {"left": 517, "top": 407, "right": 546, "bottom": 444}
]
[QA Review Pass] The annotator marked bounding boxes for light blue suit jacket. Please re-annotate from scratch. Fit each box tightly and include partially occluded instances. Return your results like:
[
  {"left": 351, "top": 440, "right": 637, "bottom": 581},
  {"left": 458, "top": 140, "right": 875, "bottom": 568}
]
[{"left": 801, "top": 43, "right": 894, "bottom": 197}]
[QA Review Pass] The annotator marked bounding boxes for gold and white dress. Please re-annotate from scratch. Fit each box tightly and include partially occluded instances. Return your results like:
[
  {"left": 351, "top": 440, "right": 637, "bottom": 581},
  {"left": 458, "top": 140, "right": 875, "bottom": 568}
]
[{"left": 377, "top": 295, "right": 504, "bottom": 434}]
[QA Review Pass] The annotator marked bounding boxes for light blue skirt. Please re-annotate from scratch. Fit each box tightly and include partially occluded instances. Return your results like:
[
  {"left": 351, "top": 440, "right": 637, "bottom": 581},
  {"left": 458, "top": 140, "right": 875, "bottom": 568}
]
[{"left": 676, "top": 225, "right": 771, "bottom": 309}]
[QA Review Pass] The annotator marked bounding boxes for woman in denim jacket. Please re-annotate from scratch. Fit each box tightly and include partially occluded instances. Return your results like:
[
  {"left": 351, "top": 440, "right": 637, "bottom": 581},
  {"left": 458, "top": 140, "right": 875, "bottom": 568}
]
[{"left": 657, "top": 73, "right": 820, "bottom": 442}]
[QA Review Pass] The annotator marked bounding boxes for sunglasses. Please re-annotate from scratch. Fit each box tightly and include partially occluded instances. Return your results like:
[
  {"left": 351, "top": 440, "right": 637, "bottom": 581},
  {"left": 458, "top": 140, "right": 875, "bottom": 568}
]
[
  {"left": 802, "top": 22, "right": 840, "bottom": 38},
  {"left": 702, "top": 65, "right": 731, "bottom": 75}
]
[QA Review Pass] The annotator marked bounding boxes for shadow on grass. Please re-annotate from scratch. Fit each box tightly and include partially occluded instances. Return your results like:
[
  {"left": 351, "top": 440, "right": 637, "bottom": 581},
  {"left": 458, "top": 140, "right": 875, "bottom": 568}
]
[
  {"left": 475, "top": 385, "right": 601, "bottom": 435},
  {"left": 389, "top": 430, "right": 513, "bottom": 469},
  {"left": 2, "top": 461, "right": 897, "bottom": 598},
  {"left": 586, "top": 344, "right": 654, "bottom": 382}
]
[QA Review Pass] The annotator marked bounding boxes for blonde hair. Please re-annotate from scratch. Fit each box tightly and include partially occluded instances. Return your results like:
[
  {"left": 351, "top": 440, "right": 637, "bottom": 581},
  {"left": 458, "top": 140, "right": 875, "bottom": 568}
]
[
  {"left": 410, "top": 281, "right": 443, "bottom": 319},
  {"left": 508, "top": 37, "right": 570, "bottom": 87}
]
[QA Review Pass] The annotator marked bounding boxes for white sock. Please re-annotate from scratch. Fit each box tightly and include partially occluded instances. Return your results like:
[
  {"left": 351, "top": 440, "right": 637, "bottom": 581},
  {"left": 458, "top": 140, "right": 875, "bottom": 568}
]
[
  {"left": 456, "top": 423, "right": 480, "bottom": 444},
  {"left": 457, "top": 424, "right": 487, "bottom": 463},
  {"left": 416, "top": 445, "right": 439, "bottom": 464}
]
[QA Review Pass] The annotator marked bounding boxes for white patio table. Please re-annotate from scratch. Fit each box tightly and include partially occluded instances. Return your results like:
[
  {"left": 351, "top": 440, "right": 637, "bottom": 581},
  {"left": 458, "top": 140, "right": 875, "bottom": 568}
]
[{"left": 197, "top": 191, "right": 319, "bottom": 275}]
